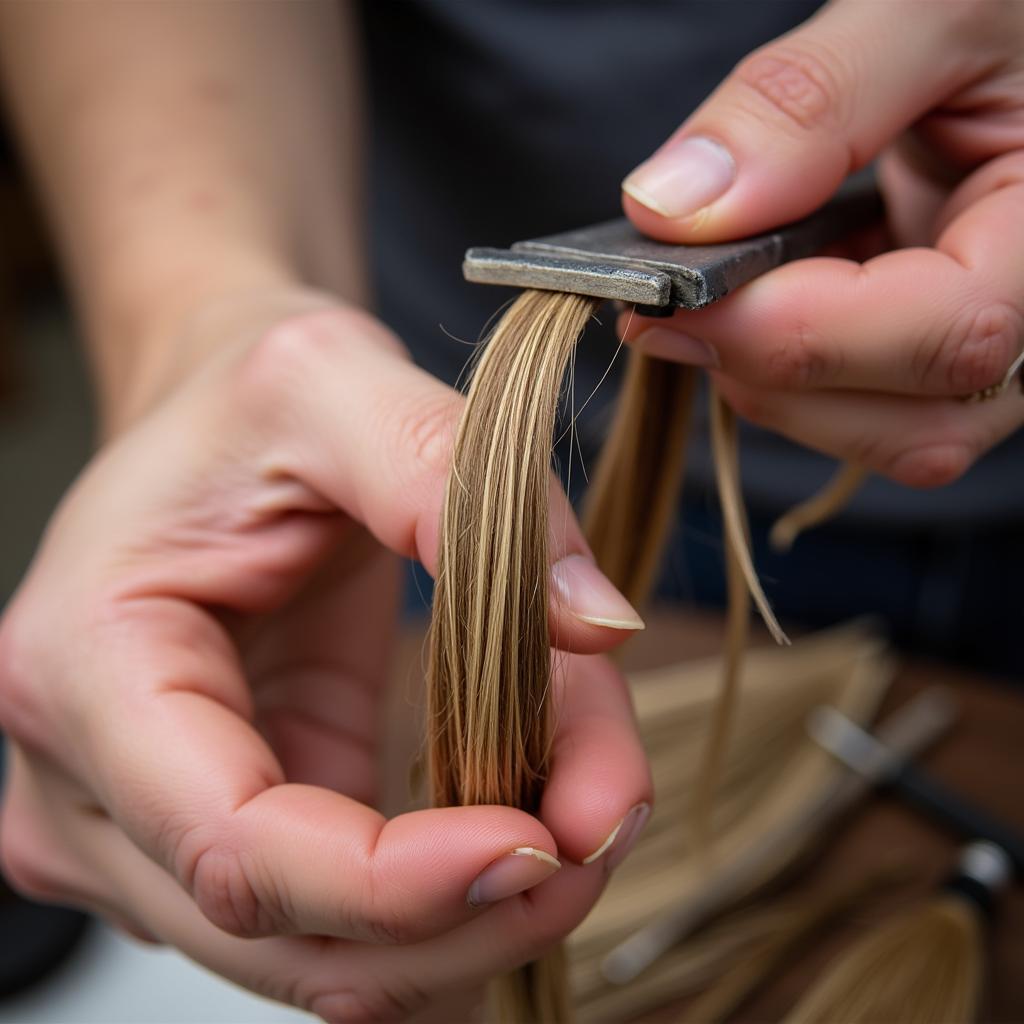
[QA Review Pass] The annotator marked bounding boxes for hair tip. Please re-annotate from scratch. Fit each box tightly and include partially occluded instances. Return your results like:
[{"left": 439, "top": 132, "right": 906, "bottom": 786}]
[{"left": 574, "top": 613, "right": 647, "bottom": 632}]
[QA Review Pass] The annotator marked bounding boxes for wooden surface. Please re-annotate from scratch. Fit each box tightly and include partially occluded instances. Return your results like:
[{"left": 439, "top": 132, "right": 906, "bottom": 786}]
[
  {"left": 392, "top": 611, "right": 1024, "bottom": 1022},
  {"left": 622, "top": 612, "right": 1024, "bottom": 1024}
]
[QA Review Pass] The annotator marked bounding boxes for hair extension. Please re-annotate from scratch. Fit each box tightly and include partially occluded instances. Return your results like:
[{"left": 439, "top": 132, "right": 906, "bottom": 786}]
[
  {"left": 770, "top": 462, "right": 868, "bottom": 552},
  {"left": 708, "top": 390, "right": 788, "bottom": 646},
  {"left": 582, "top": 353, "right": 697, "bottom": 607},
  {"left": 583, "top": 350, "right": 790, "bottom": 858},
  {"left": 568, "top": 621, "right": 896, "bottom": 1021},
  {"left": 573, "top": 865, "right": 904, "bottom": 1024},
  {"left": 427, "top": 289, "right": 598, "bottom": 1022},
  {"left": 783, "top": 842, "right": 1011, "bottom": 1024},
  {"left": 584, "top": 344, "right": 869, "bottom": 861},
  {"left": 427, "top": 285, "right": 870, "bottom": 1020},
  {"left": 785, "top": 896, "right": 982, "bottom": 1024},
  {"left": 689, "top": 391, "right": 759, "bottom": 854},
  {"left": 680, "top": 866, "right": 907, "bottom": 1024}
]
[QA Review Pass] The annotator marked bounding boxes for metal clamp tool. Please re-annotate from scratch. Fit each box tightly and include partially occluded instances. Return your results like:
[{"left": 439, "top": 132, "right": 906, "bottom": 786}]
[{"left": 464, "top": 174, "right": 883, "bottom": 315}]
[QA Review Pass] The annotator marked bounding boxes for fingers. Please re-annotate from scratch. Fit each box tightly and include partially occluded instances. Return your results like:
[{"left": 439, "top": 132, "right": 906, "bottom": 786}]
[
  {"left": 0, "top": 746, "right": 105, "bottom": 913},
  {"left": 621, "top": 1, "right": 989, "bottom": 242},
  {"left": 64, "top": 796, "right": 605, "bottom": 1024},
  {"left": 10, "top": 622, "right": 645, "bottom": 1019},
  {"left": 541, "top": 653, "right": 652, "bottom": 868},
  {"left": 326, "top": 860, "right": 605, "bottom": 1021},
  {"left": 248, "top": 540, "right": 400, "bottom": 800},
  {"left": 711, "top": 374, "right": 1024, "bottom": 488},
  {"left": 623, "top": 250, "right": 1022, "bottom": 399},
  {"left": 73, "top": 597, "right": 575, "bottom": 947},
  {"left": 621, "top": 162, "right": 1024, "bottom": 399},
  {"left": 253, "top": 309, "right": 643, "bottom": 652}
]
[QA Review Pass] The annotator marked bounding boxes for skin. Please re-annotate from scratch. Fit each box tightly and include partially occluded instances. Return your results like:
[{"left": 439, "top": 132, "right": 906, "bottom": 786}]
[
  {"left": 0, "top": 3, "right": 651, "bottom": 1021},
  {"left": 621, "top": 0, "right": 1024, "bottom": 489}
]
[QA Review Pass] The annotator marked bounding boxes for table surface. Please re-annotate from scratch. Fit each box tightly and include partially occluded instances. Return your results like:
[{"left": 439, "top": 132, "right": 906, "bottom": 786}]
[
  {"left": 395, "top": 610, "right": 1024, "bottom": 1023},
  {"left": 621, "top": 612, "right": 1023, "bottom": 1023}
]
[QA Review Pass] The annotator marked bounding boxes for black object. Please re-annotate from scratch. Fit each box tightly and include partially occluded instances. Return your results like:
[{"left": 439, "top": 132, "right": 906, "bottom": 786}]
[
  {"left": 946, "top": 872, "right": 998, "bottom": 917},
  {"left": 889, "top": 761, "right": 1024, "bottom": 876},
  {"left": 463, "top": 173, "right": 883, "bottom": 311},
  {"left": 943, "top": 841, "right": 1013, "bottom": 918},
  {"left": 0, "top": 876, "right": 90, "bottom": 997},
  {"left": 808, "top": 705, "right": 1024, "bottom": 876}
]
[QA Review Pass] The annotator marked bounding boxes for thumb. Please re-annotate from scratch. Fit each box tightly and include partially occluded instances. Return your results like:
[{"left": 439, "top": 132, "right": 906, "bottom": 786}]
[
  {"left": 622, "top": 0, "right": 975, "bottom": 242},
  {"left": 65, "top": 598, "right": 565, "bottom": 944},
  {"left": 270, "top": 308, "right": 645, "bottom": 650}
]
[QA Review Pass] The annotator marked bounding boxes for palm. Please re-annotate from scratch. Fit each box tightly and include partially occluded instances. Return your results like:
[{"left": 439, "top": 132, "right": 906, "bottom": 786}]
[{"left": 240, "top": 533, "right": 402, "bottom": 808}]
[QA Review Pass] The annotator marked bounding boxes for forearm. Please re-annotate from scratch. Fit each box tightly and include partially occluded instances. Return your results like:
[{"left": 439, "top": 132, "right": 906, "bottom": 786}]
[{"left": 0, "top": 0, "right": 366, "bottom": 421}]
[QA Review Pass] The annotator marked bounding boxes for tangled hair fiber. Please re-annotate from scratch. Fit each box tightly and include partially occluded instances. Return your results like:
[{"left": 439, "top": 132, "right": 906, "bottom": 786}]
[
  {"left": 569, "top": 621, "right": 897, "bottom": 1023},
  {"left": 427, "top": 290, "right": 864, "bottom": 1021}
]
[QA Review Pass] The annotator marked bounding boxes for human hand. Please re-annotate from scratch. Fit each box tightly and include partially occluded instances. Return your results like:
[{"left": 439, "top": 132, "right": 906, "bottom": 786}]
[
  {"left": 0, "top": 290, "right": 652, "bottom": 1021},
  {"left": 620, "top": 0, "right": 1024, "bottom": 488}
]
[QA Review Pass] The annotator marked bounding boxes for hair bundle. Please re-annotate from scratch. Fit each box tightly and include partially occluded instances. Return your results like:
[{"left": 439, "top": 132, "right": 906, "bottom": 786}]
[
  {"left": 582, "top": 352, "right": 696, "bottom": 607},
  {"left": 427, "top": 290, "right": 597, "bottom": 1021},
  {"left": 427, "top": 287, "right": 869, "bottom": 1021},
  {"left": 785, "top": 895, "right": 982, "bottom": 1024},
  {"left": 783, "top": 841, "right": 1012, "bottom": 1024}
]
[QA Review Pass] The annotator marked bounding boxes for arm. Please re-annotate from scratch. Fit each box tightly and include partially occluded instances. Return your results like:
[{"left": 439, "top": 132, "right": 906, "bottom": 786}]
[{"left": 0, "top": 0, "right": 365, "bottom": 429}]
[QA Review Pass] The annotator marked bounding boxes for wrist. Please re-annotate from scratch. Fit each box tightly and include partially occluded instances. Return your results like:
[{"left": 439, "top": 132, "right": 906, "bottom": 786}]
[{"left": 88, "top": 257, "right": 340, "bottom": 436}]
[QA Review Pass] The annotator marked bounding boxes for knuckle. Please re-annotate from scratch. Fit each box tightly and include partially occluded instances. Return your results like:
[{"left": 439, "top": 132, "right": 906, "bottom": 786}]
[
  {"left": 943, "top": 303, "right": 1023, "bottom": 395},
  {"left": 722, "top": 384, "right": 770, "bottom": 427},
  {"left": 735, "top": 43, "right": 846, "bottom": 134},
  {"left": 190, "top": 841, "right": 281, "bottom": 938},
  {"left": 364, "top": 910, "right": 410, "bottom": 947},
  {"left": 763, "top": 323, "right": 828, "bottom": 390},
  {"left": 108, "top": 916, "right": 161, "bottom": 945},
  {"left": 236, "top": 308, "right": 409, "bottom": 409},
  {"left": 0, "top": 810, "right": 65, "bottom": 905},
  {"left": 933, "top": 0, "right": 1020, "bottom": 45},
  {"left": 309, "top": 978, "right": 430, "bottom": 1024},
  {"left": 359, "top": 861, "right": 416, "bottom": 946},
  {"left": 522, "top": 900, "right": 577, "bottom": 953},
  {"left": 0, "top": 619, "right": 29, "bottom": 731},
  {"left": 0, "top": 613, "right": 47, "bottom": 750},
  {"left": 236, "top": 315, "right": 335, "bottom": 406},
  {"left": 883, "top": 441, "right": 975, "bottom": 489},
  {"left": 390, "top": 391, "right": 460, "bottom": 481},
  {"left": 497, "top": 890, "right": 584, "bottom": 967}
]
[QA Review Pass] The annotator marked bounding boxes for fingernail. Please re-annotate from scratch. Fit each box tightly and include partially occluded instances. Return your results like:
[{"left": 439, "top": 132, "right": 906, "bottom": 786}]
[
  {"left": 551, "top": 554, "right": 645, "bottom": 631},
  {"left": 633, "top": 326, "right": 719, "bottom": 368},
  {"left": 623, "top": 136, "right": 735, "bottom": 219},
  {"left": 583, "top": 803, "right": 651, "bottom": 871},
  {"left": 467, "top": 848, "right": 561, "bottom": 908}
]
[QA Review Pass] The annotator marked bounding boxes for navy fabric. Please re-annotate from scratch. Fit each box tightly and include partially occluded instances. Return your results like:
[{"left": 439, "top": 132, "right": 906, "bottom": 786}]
[
  {"left": 358, "top": 1, "right": 1024, "bottom": 676},
  {"left": 357, "top": 0, "right": 823, "bottom": 445}
]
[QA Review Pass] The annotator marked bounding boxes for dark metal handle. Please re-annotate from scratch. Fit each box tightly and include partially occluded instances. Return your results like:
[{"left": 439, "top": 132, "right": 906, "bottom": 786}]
[
  {"left": 463, "top": 171, "right": 884, "bottom": 310},
  {"left": 891, "top": 763, "right": 1024, "bottom": 876}
]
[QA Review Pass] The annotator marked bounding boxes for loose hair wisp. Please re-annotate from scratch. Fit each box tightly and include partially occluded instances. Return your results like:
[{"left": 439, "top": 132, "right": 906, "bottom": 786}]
[{"left": 427, "top": 287, "right": 865, "bottom": 1021}]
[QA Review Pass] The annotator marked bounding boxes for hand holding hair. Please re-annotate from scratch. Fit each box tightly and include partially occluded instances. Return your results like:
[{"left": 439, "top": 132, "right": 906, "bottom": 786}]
[
  {"left": 0, "top": 290, "right": 651, "bottom": 1020},
  {"left": 621, "top": 0, "right": 1024, "bottom": 488}
]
